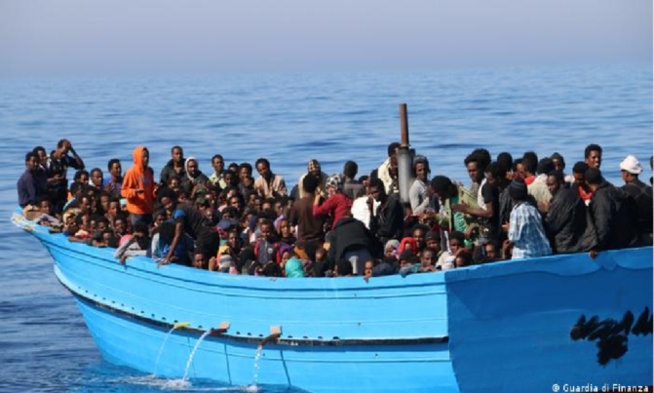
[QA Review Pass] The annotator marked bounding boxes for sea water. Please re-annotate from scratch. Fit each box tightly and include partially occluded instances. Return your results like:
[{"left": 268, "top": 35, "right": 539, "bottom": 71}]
[{"left": 0, "top": 64, "right": 651, "bottom": 392}]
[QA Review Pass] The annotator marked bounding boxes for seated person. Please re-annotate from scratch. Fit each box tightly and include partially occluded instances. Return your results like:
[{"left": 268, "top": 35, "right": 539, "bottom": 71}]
[
  {"left": 114, "top": 221, "right": 151, "bottom": 263},
  {"left": 436, "top": 231, "right": 465, "bottom": 270}
]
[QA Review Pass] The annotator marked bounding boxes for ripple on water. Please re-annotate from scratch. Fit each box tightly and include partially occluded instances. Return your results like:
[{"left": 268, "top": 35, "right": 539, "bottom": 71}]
[{"left": 0, "top": 64, "right": 651, "bottom": 391}]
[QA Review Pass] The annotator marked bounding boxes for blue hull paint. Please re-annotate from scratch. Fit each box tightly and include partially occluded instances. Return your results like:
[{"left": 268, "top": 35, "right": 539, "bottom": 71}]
[
  {"left": 12, "top": 211, "right": 653, "bottom": 392},
  {"left": 445, "top": 249, "right": 653, "bottom": 392},
  {"left": 76, "top": 295, "right": 458, "bottom": 392}
]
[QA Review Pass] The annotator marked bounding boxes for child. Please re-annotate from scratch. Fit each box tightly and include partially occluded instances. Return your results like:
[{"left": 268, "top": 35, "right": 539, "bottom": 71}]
[
  {"left": 419, "top": 247, "right": 438, "bottom": 272},
  {"left": 436, "top": 231, "right": 465, "bottom": 270}
]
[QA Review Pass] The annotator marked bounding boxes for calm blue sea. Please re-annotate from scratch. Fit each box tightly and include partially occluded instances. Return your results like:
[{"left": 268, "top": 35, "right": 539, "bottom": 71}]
[{"left": 0, "top": 64, "right": 652, "bottom": 392}]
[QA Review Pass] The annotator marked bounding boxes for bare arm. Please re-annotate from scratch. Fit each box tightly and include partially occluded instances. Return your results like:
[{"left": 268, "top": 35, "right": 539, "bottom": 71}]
[{"left": 158, "top": 221, "right": 184, "bottom": 267}]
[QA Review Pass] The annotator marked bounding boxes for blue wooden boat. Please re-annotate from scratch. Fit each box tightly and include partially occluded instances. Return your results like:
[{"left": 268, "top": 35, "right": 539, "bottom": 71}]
[{"left": 12, "top": 209, "right": 653, "bottom": 392}]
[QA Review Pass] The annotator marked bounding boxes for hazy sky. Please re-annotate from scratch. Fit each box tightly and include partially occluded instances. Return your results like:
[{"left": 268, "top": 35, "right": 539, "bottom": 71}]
[{"left": 1, "top": 0, "right": 651, "bottom": 76}]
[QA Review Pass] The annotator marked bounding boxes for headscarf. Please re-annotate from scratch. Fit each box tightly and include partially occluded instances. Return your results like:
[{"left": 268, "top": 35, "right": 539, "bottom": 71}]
[
  {"left": 326, "top": 173, "right": 344, "bottom": 192},
  {"left": 185, "top": 157, "right": 201, "bottom": 182},
  {"left": 285, "top": 257, "right": 305, "bottom": 278},
  {"left": 384, "top": 239, "right": 400, "bottom": 254}
]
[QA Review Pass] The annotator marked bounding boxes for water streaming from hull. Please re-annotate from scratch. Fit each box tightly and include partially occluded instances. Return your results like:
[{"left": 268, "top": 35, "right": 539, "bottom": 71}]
[
  {"left": 183, "top": 330, "right": 212, "bottom": 382},
  {"left": 251, "top": 346, "right": 264, "bottom": 388},
  {"left": 153, "top": 326, "right": 178, "bottom": 376}
]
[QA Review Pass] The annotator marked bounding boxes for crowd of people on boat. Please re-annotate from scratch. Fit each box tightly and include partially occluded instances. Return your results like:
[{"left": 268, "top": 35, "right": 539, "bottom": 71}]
[{"left": 17, "top": 139, "right": 653, "bottom": 279}]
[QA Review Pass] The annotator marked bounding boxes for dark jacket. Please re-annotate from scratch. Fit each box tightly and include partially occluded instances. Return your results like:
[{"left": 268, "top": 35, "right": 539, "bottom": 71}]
[
  {"left": 544, "top": 187, "right": 596, "bottom": 253},
  {"left": 160, "top": 159, "right": 186, "bottom": 185},
  {"left": 370, "top": 194, "right": 404, "bottom": 243},
  {"left": 622, "top": 179, "right": 653, "bottom": 238},
  {"left": 329, "top": 217, "right": 378, "bottom": 261},
  {"left": 17, "top": 169, "right": 47, "bottom": 207},
  {"left": 589, "top": 181, "right": 638, "bottom": 250},
  {"left": 181, "top": 172, "right": 210, "bottom": 195}
]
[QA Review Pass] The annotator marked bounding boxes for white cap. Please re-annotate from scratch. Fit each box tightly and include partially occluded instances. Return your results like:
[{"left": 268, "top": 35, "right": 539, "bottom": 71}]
[{"left": 619, "top": 155, "right": 643, "bottom": 175}]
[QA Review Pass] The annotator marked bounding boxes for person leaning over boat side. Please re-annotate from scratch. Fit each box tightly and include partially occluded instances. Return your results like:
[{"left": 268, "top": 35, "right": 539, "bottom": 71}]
[
  {"left": 328, "top": 216, "right": 377, "bottom": 275},
  {"left": 543, "top": 170, "right": 597, "bottom": 254},
  {"left": 409, "top": 156, "right": 435, "bottom": 216},
  {"left": 585, "top": 167, "right": 638, "bottom": 251},
  {"left": 505, "top": 178, "right": 552, "bottom": 260},
  {"left": 254, "top": 158, "right": 287, "bottom": 198},
  {"left": 121, "top": 146, "right": 156, "bottom": 226},
  {"left": 157, "top": 188, "right": 219, "bottom": 267},
  {"left": 17, "top": 152, "right": 47, "bottom": 208},
  {"left": 160, "top": 145, "right": 186, "bottom": 185},
  {"left": 45, "top": 139, "right": 85, "bottom": 214},
  {"left": 619, "top": 155, "right": 653, "bottom": 245},
  {"left": 103, "top": 158, "right": 123, "bottom": 199},
  {"left": 584, "top": 143, "right": 602, "bottom": 169},
  {"left": 298, "top": 159, "right": 328, "bottom": 199},
  {"left": 114, "top": 221, "right": 151, "bottom": 264},
  {"left": 367, "top": 178, "right": 404, "bottom": 245}
]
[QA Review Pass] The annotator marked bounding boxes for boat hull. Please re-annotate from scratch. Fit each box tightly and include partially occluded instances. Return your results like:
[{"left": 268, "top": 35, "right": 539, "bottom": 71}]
[
  {"left": 73, "top": 291, "right": 458, "bottom": 392},
  {"left": 13, "top": 212, "right": 653, "bottom": 392},
  {"left": 445, "top": 248, "right": 653, "bottom": 393}
]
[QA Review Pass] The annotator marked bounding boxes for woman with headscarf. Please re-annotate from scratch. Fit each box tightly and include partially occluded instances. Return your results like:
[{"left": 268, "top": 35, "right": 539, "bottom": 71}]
[
  {"left": 313, "top": 173, "right": 353, "bottom": 230},
  {"left": 284, "top": 257, "right": 305, "bottom": 278},
  {"left": 181, "top": 157, "right": 209, "bottom": 199},
  {"left": 298, "top": 159, "right": 329, "bottom": 199},
  {"left": 409, "top": 155, "right": 435, "bottom": 216}
]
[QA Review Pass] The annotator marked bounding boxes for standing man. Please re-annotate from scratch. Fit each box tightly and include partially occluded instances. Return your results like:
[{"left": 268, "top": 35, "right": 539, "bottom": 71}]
[
  {"left": 506, "top": 178, "right": 552, "bottom": 260},
  {"left": 543, "top": 170, "right": 596, "bottom": 253},
  {"left": 368, "top": 178, "right": 404, "bottom": 244},
  {"left": 17, "top": 152, "right": 47, "bottom": 208},
  {"left": 378, "top": 142, "right": 401, "bottom": 195},
  {"left": 584, "top": 144, "right": 602, "bottom": 169},
  {"left": 288, "top": 174, "right": 325, "bottom": 260},
  {"left": 160, "top": 145, "right": 186, "bottom": 185},
  {"left": 122, "top": 146, "right": 156, "bottom": 226},
  {"left": 45, "top": 139, "right": 85, "bottom": 213},
  {"left": 104, "top": 158, "right": 123, "bottom": 199},
  {"left": 254, "top": 158, "right": 287, "bottom": 198},
  {"left": 209, "top": 154, "right": 227, "bottom": 190},
  {"left": 619, "top": 155, "right": 653, "bottom": 245},
  {"left": 342, "top": 160, "right": 365, "bottom": 200},
  {"left": 464, "top": 153, "right": 485, "bottom": 198},
  {"left": 585, "top": 167, "right": 637, "bottom": 250}
]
